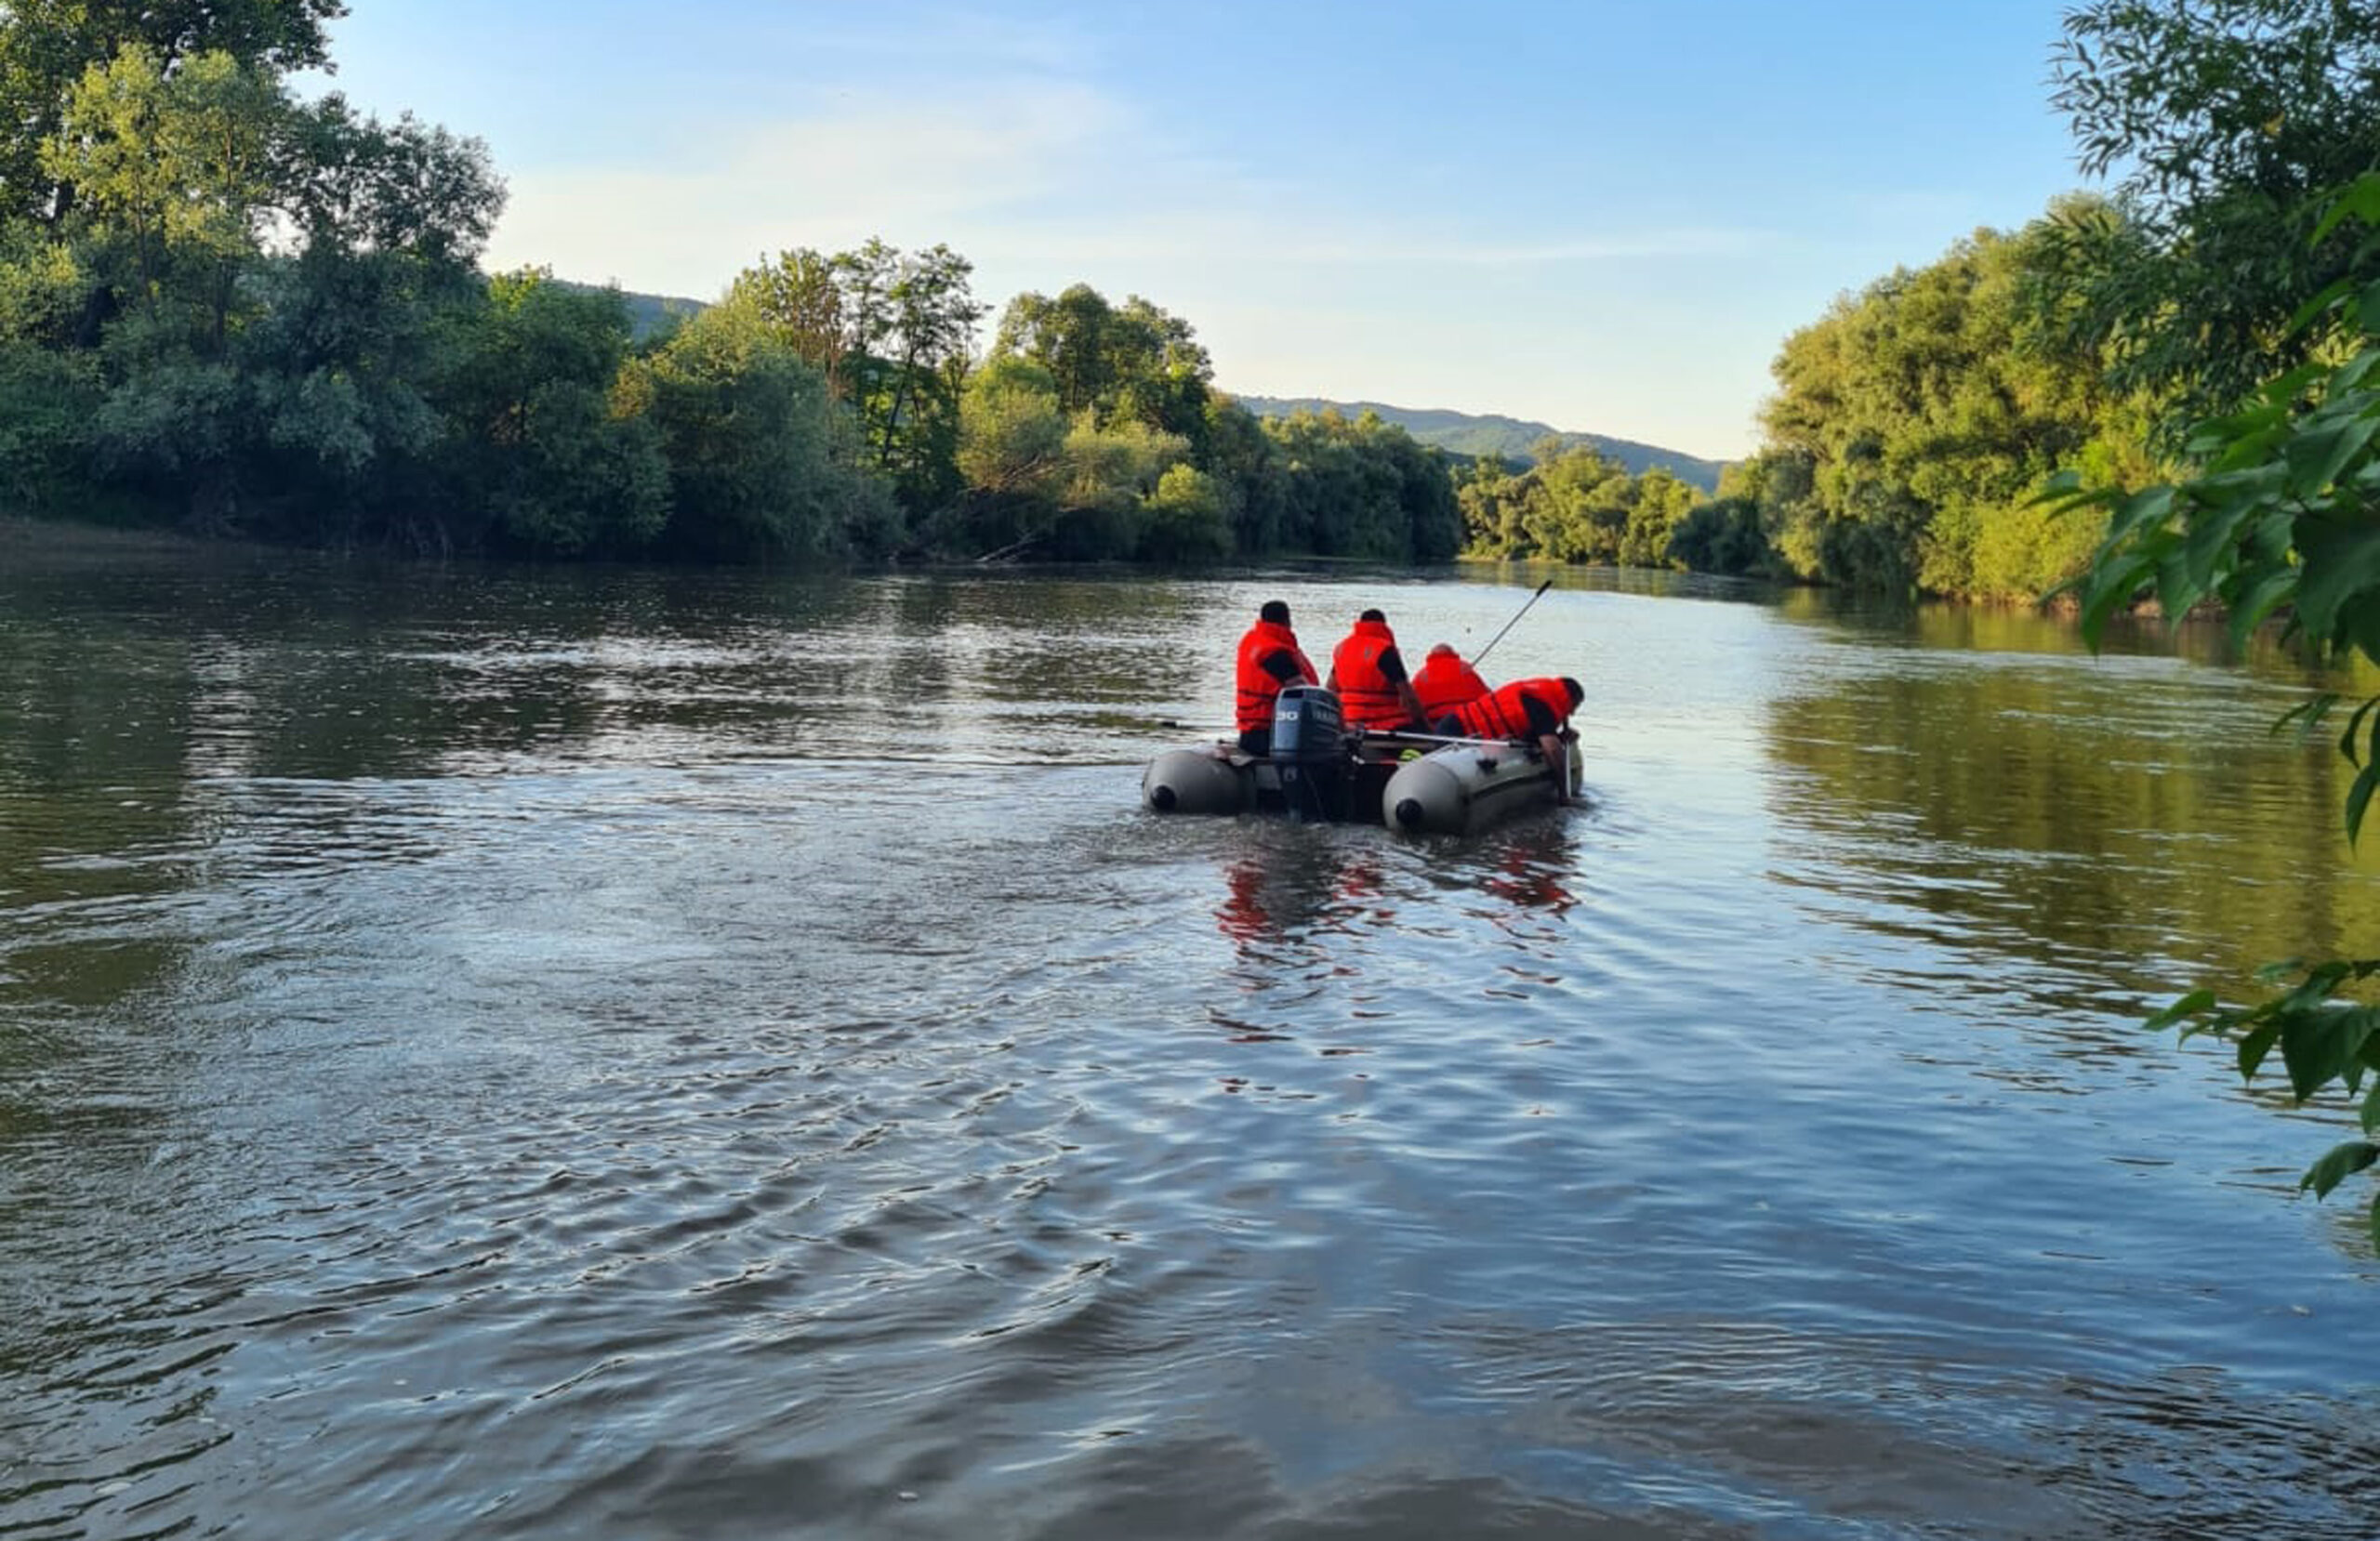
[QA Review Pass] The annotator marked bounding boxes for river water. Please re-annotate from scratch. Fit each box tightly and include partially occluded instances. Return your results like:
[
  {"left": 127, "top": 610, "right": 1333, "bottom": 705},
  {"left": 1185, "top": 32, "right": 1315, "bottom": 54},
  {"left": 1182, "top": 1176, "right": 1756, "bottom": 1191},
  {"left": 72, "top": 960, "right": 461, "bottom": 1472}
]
[{"left": 3, "top": 545, "right": 2376, "bottom": 1539}]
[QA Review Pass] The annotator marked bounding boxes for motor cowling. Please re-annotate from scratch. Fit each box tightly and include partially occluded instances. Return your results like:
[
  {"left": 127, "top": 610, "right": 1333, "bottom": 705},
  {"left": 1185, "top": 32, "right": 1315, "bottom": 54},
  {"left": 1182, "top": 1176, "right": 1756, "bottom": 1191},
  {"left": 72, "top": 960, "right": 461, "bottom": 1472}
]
[{"left": 1271, "top": 684, "right": 1349, "bottom": 821}]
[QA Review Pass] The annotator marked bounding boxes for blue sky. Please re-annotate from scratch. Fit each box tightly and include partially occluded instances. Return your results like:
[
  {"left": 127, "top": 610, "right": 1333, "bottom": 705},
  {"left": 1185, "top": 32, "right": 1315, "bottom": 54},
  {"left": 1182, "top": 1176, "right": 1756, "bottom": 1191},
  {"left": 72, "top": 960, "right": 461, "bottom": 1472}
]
[{"left": 317, "top": 1, "right": 2087, "bottom": 459}]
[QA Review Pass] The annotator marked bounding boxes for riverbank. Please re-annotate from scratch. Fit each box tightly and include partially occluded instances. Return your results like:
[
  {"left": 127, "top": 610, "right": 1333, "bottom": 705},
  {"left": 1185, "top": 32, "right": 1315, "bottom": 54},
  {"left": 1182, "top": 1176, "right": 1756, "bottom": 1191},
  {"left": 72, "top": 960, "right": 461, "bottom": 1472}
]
[{"left": 0, "top": 512, "right": 218, "bottom": 557}]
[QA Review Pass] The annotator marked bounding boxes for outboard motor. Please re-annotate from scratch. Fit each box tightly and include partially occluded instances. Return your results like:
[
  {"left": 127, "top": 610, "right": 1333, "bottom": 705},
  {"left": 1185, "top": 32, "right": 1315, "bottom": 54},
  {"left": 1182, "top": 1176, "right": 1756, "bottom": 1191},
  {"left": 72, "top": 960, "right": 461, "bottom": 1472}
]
[{"left": 1271, "top": 684, "right": 1349, "bottom": 822}]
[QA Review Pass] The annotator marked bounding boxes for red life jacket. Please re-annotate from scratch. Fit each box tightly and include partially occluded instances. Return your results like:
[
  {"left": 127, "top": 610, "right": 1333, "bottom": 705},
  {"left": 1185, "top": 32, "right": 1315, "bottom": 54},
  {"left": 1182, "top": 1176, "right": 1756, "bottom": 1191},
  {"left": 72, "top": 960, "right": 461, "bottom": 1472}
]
[
  {"left": 1235, "top": 620, "right": 1317, "bottom": 732},
  {"left": 1331, "top": 618, "right": 1409, "bottom": 728},
  {"left": 1412, "top": 648, "right": 1488, "bottom": 720},
  {"left": 1450, "top": 677, "right": 1572, "bottom": 740}
]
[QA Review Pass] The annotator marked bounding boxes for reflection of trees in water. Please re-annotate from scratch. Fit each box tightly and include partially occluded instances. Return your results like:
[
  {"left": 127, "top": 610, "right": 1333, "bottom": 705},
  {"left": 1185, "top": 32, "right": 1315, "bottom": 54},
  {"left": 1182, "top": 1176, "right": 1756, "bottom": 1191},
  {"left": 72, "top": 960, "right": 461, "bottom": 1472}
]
[
  {"left": 1775, "top": 587, "right": 2376, "bottom": 676},
  {"left": 1761, "top": 647, "right": 2380, "bottom": 1008}
]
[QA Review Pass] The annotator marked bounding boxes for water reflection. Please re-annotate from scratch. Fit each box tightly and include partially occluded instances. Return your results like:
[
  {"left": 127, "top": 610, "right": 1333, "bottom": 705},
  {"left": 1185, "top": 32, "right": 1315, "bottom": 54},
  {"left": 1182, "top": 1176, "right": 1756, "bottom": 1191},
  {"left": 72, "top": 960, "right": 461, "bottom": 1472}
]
[
  {"left": 1762, "top": 625, "right": 2380, "bottom": 1001},
  {"left": 1215, "top": 839, "right": 1355, "bottom": 951},
  {"left": 7, "top": 547, "right": 2380, "bottom": 1540},
  {"left": 1442, "top": 817, "right": 1582, "bottom": 918},
  {"left": 1213, "top": 817, "right": 1582, "bottom": 957}
]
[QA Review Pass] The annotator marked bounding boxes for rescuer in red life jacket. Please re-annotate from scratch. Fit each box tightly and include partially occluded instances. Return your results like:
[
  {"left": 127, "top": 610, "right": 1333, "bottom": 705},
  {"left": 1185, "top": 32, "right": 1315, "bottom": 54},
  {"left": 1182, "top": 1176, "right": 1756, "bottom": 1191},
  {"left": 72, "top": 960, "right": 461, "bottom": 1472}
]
[
  {"left": 1437, "top": 676, "right": 1586, "bottom": 805},
  {"left": 1411, "top": 643, "right": 1488, "bottom": 723},
  {"left": 1324, "top": 608, "right": 1428, "bottom": 731},
  {"left": 1234, "top": 599, "right": 1318, "bottom": 755}
]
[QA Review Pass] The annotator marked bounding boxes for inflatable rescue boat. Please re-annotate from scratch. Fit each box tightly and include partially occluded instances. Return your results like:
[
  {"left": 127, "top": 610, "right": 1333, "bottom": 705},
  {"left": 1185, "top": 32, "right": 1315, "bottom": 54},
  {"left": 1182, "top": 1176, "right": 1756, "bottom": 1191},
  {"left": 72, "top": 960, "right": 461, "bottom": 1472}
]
[{"left": 1142, "top": 685, "right": 1578, "bottom": 836}]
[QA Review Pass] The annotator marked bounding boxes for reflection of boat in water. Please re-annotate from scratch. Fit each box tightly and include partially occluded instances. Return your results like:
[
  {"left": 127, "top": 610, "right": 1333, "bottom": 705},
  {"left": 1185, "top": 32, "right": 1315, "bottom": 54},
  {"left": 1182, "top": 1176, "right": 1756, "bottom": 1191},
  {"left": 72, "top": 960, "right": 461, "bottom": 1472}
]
[{"left": 1144, "top": 685, "right": 1577, "bottom": 836}]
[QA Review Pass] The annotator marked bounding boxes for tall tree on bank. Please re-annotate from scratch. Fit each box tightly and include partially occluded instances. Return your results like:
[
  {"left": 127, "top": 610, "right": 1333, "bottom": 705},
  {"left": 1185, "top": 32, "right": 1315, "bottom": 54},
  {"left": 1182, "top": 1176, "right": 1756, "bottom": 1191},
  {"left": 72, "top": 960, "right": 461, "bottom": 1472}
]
[
  {"left": 1740, "top": 216, "right": 2148, "bottom": 599},
  {"left": 729, "top": 240, "right": 983, "bottom": 510},
  {"left": 616, "top": 286, "right": 898, "bottom": 562},
  {"left": 0, "top": 0, "right": 345, "bottom": 223},
  {"left": 436, "top": 269, "right": 667, "bottom": 557},
  {"left": 23, "top": 40, "right": 503, "bottom": 538},
  {"left": 991, "top": 283, "right": 1214, "bottom": 444},
  {"left": 2048, "top": 0, "right": 2380, "bottom": 419}
]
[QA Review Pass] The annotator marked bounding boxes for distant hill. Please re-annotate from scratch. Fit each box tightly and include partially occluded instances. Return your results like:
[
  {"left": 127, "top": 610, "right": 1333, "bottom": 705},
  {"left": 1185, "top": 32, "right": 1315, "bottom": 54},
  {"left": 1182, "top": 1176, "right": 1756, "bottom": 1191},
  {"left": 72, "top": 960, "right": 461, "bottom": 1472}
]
[
  {"left": 553, "top": 281, "right": 707, "bottom": 341},
  {"left": 1232, "top": 394, "right": 1726, "bottom": 492}
]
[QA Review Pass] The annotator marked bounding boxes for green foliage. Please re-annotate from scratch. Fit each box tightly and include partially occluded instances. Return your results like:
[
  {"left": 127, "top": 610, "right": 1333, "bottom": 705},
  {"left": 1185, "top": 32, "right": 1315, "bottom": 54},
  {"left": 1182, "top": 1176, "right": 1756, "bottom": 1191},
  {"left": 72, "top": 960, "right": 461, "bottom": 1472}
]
[
  {"left": 276, "top": 96, "right": 502, "bottom": 268},
  {"left": 1666, "top": 495, "right": 1770, "bottom": 576},
  {"left": 0, "top": 336, "right": 98, "bottom": 511},
  {"left": 0, "top": 0, "right": 344, "bottom": 224},
  {"left": 941, "top": 295, "right": 1458, "bottom": 565},
  {"left": 2138, "top": 961, "right": 2380, "bottom": 1250},
  {"left": 2050, "top": 0, "right": 2380, "bottom": 419},
  {"left": 1265, "top": 407, "right": 1458, "bottom": 562},
  {"left": 2070, "top": 174, "right": 2380, "bottom": 1238},
  {"left": 45, "top": 45, "right": 278, "bottom": 327},
  {"left": 730, "top": 240, "right": 981, "bottom": 510},
  {"left": 1458, "top": 442, "right": 1695, "bottom": 569},
  {"left": 991, "top": 283, "right": 1212, "bottom": 442},
  {"left": 1139, "top": 464, "right": 1231, "bottom": 563},
  {"left": 1620, "top": 468, "right": 1697, "bottom": 569},
  {"left": 1202, "top": 394, "right": 1288, "bottom": 554},
  {"left": 436, "top": 270, "right": 666, "bottom": 557},
  {"left": 955, "top": 356, "right": 1067, "bottom": 502},
  {"left": 1032, "top": 412, "right": 1184, "bottom": 560},
  {"left": 0, "top": 9, "right": 1474, "bottom": 574},
  {"left": 1236, "top": 393, "right": 1726, "bottom": 491},
  {"left": 619, "top": 293, "right": 895, "bottom": 562},
  {"left": 1746, "top": 217, "right": 2149, "bottom": 598}
]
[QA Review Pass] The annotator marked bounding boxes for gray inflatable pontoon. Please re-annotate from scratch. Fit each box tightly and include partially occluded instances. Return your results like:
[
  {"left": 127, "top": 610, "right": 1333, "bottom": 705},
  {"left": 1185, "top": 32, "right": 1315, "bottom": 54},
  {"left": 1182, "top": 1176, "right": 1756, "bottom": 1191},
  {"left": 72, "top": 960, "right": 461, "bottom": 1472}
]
[{"left": 1142, "top": 686, "right": 1578, "bottom": 835}]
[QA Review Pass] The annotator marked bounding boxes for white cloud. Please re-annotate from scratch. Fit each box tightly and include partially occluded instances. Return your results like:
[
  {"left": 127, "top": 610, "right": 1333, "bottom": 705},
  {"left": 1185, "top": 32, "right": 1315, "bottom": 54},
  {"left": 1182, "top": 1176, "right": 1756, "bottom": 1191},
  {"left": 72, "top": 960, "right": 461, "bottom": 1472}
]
[
  {"left": 488, "top": 72, "right": 1766, "bottom": 296},
  {"left": 478, "top": 38, "right": 1769, "bottom": 454}
]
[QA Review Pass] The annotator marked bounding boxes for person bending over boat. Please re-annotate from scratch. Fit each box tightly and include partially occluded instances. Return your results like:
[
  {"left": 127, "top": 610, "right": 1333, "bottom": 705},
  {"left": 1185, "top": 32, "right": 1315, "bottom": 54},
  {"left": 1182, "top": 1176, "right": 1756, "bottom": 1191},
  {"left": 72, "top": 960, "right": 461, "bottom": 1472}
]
[
  {"left": 1436, "top": 676, "right": 1585, "bottom": 805},
  {"left": 1412, "top": 643, "right": 1488, "bottom": 723},
  {"left": 1235, "top": 599, "right": 1319, "bottom": 755},
  {"left": 1325, "top": 608, "right": 1428, "bottom": 731}
]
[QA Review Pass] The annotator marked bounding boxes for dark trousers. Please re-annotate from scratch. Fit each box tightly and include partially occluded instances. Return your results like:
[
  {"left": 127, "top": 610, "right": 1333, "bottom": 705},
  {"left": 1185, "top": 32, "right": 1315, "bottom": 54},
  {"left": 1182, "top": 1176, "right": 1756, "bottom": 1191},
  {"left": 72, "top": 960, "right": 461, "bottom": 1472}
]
[{"left": 1238, "top": 727, "right": 1271, "bottom": 756}]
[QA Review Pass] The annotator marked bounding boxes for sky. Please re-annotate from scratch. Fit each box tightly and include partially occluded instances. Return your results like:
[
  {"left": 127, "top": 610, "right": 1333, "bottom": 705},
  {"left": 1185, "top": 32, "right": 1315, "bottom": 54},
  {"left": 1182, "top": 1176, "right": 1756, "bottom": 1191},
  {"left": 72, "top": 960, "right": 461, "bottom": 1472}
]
[{"left": 313, "top": 0, "right": 2091, "bottom": 461}]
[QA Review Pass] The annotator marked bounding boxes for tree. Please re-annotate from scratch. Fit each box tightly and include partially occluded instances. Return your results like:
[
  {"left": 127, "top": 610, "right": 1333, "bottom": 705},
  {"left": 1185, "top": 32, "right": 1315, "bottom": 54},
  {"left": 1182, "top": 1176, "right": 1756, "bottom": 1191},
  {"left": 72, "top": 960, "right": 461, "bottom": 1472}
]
[
  {"left": 435, "top": 270, "right": 667, "bottom": 556},
  {"left": 1200, "top": 393, "right": 1285, "bottom": 554},
  {"left": 729, "top": 247, "right": 846, "bottom": 395},
  {"left": 617, "top": 292, "right": 898, "bottom": 562},
  {"left": 1620, "top": 467, "right": 1696, "bottom": 569},
  {"left": 275, "top": 96, "right": 502, "bottom": 269},
  {"left": 954, "top": 355, "right": 1067, "bottom": 501},
  {"left": 867, "top": 242, "right": 981, "bottom": 507},
  {"left": 2049, "top": 0, "right": 2380, "bottom": 417},
  {"left": 990, "top": 283, "right": 1213, "bottom": 441},
  {"left": 733, "top": 240, "right": 982, "bottom": 509},
  {"left": 1138, "top": 463, "right": 1231, "bottom": 563},
  {"left": 1751, "top": 217, "right": 2144, "bottom": 598},
  {"left": 24, "top": 37, "right": 505, "bottom": 541},
  {"left": 43, "top": 46, "right": 278, "bottom": 329},
  {"left": 0, "top": 0, "right": 345, "bottom": 223}
]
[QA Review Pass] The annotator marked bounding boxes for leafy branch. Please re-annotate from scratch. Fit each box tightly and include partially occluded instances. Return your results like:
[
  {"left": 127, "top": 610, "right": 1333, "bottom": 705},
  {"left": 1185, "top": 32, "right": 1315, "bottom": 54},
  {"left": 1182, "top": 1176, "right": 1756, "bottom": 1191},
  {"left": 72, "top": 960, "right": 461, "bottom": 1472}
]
[{"left": 2054, "top": 170, "right": 2380, "bottom": 1244}]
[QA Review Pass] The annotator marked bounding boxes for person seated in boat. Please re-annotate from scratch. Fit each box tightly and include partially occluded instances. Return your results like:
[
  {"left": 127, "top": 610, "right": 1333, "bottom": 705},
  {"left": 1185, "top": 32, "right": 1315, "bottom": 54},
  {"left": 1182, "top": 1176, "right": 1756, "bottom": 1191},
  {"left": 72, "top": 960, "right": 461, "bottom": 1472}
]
[
  {"left": 1436, "top": 676, "right": 1585, "bottom": 804},
  {"left": 1325, "top": 608, "right": 1428, "bottom": 731},
  {"left": 1412, "top": 643, "right": 1488, "bottom": 724},
  {"left": 1234, "top": 599, "right": 1318, "bottom": 756}
]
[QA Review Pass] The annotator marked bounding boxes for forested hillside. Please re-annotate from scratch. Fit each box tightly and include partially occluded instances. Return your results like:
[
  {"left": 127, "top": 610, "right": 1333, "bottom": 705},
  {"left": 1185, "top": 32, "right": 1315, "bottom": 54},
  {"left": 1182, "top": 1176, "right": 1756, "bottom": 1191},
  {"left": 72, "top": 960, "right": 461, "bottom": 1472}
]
[
  {"left": 1234, "top": 395, "right": 1726, "bottom": 491},
  {"left": 556, "top": 283, "right": 705, "bottom": 342}
]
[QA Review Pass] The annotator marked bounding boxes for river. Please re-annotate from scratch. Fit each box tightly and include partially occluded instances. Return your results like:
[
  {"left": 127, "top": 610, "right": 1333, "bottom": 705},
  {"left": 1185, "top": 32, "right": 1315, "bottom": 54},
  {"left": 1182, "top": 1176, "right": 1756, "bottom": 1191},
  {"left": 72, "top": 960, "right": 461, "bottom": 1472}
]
[{"left": 3, "top": 545, "right": 2375, "bottom": 1539}]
